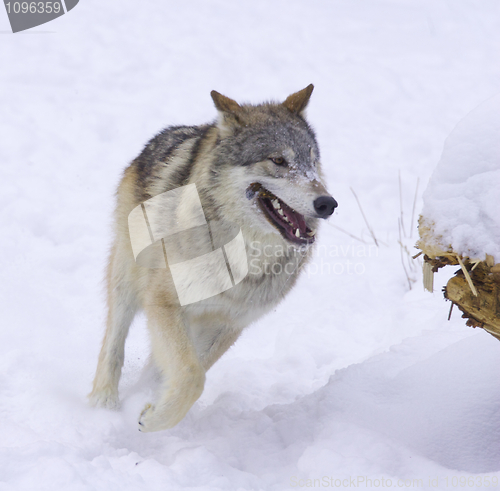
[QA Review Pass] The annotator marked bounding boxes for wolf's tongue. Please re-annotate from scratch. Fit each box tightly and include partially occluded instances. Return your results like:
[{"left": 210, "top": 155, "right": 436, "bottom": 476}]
[{"left": 283, "top": 206, "right": 307, "bottom": 233}]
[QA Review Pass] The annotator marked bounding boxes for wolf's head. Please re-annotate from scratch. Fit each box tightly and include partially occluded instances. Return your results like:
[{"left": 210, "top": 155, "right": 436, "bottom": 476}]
[{"left": 209, "top": 85, "right": 337, "bottom": 247}]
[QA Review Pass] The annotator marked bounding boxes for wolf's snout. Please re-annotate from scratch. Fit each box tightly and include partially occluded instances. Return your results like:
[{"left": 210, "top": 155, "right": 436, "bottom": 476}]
[{"left": 314, "top": 196, "right": 338, "bottom": 218}]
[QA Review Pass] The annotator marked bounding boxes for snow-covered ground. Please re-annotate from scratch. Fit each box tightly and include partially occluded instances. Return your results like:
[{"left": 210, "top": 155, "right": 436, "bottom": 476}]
[{"left": 1, "top": 1, "right": 500, "bottom": 489}]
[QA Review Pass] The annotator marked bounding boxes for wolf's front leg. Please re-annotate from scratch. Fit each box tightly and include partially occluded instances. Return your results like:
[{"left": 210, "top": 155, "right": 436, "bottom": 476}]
[{"left": 138, "top": 304, "right": 205, "bottom": 432}]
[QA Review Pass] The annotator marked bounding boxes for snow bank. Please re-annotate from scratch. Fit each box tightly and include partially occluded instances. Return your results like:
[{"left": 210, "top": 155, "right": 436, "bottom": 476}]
[{"left": 419, "top": 94, "right": 500, "bottom": 262}]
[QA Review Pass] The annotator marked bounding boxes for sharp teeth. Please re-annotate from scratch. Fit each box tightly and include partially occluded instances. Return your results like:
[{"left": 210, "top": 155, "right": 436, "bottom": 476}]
[
  {"left": 307, "top": 231, "right": 315, "bottom": 236},
  {"left": 278, "top": 209, "right": 284, "bottom": 216},
  {"left": 295, "top": 229, "right": 300, "bottom": 238},
  {"left": 272, "top": 199, "right": 280, "bottom": 209}
]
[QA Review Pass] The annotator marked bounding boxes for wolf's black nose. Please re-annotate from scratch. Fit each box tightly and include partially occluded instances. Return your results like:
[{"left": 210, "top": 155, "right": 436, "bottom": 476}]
[{"left": 314, "top": 196, "right": 338, "bottom": 218}]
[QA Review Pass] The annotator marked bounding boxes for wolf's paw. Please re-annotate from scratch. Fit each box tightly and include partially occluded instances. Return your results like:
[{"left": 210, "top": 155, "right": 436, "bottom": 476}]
[
  {"left": 138, "top": 369, "right": 205, "bottom": 432},
  {"left": 137, "top": 394, "right": 197, "bottom": 432},
  {"left": 137, "top": 403, "right": 180, "bottom": 432},
  {"left": 88, "top": 387, "right": 120, "bottom": 410}
]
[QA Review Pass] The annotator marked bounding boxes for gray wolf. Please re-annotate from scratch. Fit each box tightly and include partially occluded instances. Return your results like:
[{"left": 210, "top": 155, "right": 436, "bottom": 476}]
[{"left": 89, "top": 85, "right": 337, "bottom": 432}]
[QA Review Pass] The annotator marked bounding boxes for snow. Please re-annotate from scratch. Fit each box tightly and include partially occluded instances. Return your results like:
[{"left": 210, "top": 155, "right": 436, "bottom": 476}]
[
  {"left": 1, "top": 1, "right": 500, "bottom": 489},
  {"left": 420, "top": 93, "right": 500, "bottom": 262}
]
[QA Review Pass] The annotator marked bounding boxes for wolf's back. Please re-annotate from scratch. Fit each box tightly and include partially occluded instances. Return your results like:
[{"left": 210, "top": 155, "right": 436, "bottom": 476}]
[{"left": 126, "top": 124, "right": 215, "bottom": 204}]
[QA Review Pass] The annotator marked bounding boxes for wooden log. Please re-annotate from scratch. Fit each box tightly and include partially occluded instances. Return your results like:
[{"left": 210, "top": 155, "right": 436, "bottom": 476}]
[
  {"left": 444, "top": 262, "right": 500, "bottom": 342},
  {"left": 417, "top": 217, "right": 500, "bottom": 342}
]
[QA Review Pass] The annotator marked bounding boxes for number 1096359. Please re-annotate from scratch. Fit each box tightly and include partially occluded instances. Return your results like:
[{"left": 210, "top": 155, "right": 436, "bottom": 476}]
[{"left": 5, "top": 2, "right": 62, "bottom": 14}]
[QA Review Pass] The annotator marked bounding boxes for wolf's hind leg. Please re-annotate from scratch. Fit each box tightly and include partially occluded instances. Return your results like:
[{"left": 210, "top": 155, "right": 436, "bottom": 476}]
[
  {"left": 138, "top": 304, "right": 205, "bottom": 432},
  {"left": 89, "top": 254, "right": 138, "bottom": 410}
]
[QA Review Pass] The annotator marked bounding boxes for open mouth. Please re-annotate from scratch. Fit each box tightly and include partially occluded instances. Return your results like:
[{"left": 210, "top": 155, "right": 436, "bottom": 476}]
[{"left": 247, "top": 183, "right": 315, "bottom": 245}]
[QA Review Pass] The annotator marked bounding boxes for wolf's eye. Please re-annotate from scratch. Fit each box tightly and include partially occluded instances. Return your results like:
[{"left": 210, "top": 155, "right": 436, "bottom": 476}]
[{"left": 270, "top": 157, "right": 287, "bottom": 167}]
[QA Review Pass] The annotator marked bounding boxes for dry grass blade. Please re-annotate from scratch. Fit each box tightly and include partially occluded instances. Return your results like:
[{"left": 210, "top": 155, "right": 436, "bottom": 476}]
[
  {"left": 398, "top": 170, "right": 406, "bottom": 238},
  {"left": 455, "top": 254, "right": 478, "bottom": 297},
  {"left": 398, "top": 217, "right": 413, "bottom": 290},
  {"left": 350, "top": 187, "right": 379, "bottom": 247},
  {"left": 410, "top": 177, "right": 420, "bottom": 238},
  {"left": 325, "top": 222, "right": 368, "bottom": 243}
]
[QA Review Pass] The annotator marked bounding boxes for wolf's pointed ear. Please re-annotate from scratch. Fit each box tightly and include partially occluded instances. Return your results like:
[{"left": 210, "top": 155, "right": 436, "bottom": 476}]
[
  {"left": 211, "top": 90, "right": 244, "bottom": 137},
  {"left": 211, "top": 91, "right": 241, "bottom": 114},
  {"left": 282, "top": 84, "right": 314, "bottom": 116}
]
